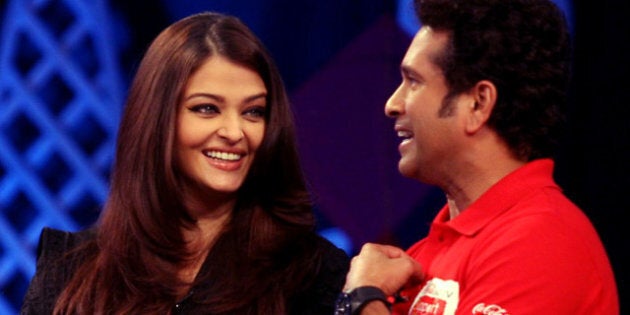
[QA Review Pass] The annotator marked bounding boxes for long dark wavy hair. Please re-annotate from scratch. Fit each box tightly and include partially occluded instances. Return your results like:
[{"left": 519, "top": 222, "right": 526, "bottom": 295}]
[
  {"left": 415, "top": 0, "right": 572, "bottom": 161},
  {"left": 54, "top": 12, "right": 320, "bottom": 314}
]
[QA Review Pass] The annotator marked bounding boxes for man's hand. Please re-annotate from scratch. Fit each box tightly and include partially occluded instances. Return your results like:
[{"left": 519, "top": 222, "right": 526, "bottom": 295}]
[{"left": 344, "top": 243, "right": 424, "bottom": 295}]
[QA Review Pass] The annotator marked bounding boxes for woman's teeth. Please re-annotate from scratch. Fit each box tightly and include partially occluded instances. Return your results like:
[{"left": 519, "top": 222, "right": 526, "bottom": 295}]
[{"left": 205, "top": 151, "right": 242, "bottom": 161}]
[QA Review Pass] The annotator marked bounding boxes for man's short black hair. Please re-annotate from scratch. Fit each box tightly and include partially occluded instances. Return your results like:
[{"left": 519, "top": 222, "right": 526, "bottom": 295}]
[{"left": 415, "top": 0, "right": 572, "bottom": 160}]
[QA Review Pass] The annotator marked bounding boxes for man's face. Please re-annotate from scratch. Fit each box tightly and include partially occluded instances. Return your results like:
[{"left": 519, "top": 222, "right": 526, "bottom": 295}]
[{"left": 385, "top": 26, "right": 464, "bottom": 185}]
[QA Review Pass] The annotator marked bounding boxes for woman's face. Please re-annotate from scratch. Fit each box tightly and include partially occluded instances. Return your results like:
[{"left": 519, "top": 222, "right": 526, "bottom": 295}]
[{"left": 175, "top": 55, "right": 267, "bottom": 201}]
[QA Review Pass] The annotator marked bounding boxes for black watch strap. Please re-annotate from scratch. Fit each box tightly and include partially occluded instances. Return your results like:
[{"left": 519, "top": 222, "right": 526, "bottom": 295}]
[{"left": 335, "top": 286, "right": 391, "bottom": 315}]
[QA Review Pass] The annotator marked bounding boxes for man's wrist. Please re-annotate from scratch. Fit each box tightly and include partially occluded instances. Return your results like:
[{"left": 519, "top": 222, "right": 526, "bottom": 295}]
[{"left": 334, "top": 286, "right": 391, "bottom": 315}]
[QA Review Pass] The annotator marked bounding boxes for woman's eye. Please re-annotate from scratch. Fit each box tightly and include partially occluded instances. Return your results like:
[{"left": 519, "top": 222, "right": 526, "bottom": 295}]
[
  {"left": 189, "top": 104, "right": 219, "bottom": 114},
  {"left": 243, "top": 106, "right": 266, "bottom": 118}
]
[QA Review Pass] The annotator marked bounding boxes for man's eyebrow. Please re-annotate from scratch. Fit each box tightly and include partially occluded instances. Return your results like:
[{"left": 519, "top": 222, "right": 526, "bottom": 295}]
[{"left": 401, "top": 65, "right": 421, "bottom": 79}]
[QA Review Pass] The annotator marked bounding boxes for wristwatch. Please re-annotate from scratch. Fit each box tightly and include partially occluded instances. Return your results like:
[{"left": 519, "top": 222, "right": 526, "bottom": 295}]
[{"left": 334, "top": 286, "right": 391, "bottom": 315}]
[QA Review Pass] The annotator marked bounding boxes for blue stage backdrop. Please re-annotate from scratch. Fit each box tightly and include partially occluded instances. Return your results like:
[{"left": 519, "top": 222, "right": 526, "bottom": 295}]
[
  {"left": 5, "top": 1, "right": 624, "bottom": 315},
  {"left": 0, "top": 0, "right": 123, "bottom": 313}
]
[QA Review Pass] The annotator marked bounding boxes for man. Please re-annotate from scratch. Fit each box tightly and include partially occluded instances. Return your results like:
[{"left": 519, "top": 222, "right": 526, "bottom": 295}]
[{"left": 335, "top": 0, "right": 619, "bottom": 314}]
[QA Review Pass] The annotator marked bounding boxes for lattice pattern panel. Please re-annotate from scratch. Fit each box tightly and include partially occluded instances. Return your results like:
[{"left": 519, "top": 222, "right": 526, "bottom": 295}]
[{"left": 0, "top": 0, "right": 122, "bottom": 312}]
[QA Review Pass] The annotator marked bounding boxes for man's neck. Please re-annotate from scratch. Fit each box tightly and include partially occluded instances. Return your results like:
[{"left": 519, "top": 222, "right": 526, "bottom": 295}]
[
  {"left": 447, "top": 197, "right": 462, "bottom": 219},
  {"left": 444, "top": 157, "right": 526, "bottom": 220}
]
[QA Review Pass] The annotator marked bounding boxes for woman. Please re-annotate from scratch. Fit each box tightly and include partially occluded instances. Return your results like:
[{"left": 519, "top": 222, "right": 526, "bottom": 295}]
[{"left": 21, "top": 12, "right": 348, "bottom": 314}]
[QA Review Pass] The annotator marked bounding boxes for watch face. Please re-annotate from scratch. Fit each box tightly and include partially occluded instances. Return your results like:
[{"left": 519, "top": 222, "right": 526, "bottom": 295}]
[{"left": 334, "top": 292, "right": 351, "bottom": 315}]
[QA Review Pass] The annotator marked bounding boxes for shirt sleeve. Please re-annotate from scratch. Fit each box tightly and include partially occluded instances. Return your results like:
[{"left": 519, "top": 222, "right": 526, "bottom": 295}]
[
  {"left": 289, "top": 236, "right": 350, "bottom": 315},
  {"left": 20, "top": 227, "right": 94, "bottom": 315}
]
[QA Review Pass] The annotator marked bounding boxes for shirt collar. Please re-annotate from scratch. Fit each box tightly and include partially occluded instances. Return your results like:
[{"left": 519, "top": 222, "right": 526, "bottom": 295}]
[{"left": 433, "top": 158, "right": 558, "bottom": 236}]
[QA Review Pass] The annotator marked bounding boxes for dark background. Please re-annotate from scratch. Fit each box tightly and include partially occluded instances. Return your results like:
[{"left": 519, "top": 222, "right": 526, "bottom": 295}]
[{"left": 557, "top": 2, "right": 629, "bottom": 312}]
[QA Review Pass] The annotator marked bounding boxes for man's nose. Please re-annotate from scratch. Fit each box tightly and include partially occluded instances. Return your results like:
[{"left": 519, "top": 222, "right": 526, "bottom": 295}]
[{"left": 385, "top": 84, "right": 405, "bottom": 118}]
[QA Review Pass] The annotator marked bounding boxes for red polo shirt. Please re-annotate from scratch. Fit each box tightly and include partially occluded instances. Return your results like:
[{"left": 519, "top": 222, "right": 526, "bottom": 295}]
[{"left": 393, "top": 159, "right": 618, "bottom": 315}]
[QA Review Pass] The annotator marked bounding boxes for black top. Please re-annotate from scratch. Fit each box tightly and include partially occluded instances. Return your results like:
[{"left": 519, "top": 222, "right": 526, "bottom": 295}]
[{"left": 20, "top": 227, "right": 349, "bottom": 314}]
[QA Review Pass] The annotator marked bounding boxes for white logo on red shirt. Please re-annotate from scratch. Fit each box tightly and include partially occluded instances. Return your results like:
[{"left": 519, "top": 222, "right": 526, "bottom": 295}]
[
  {"left": 408, "top": 278, "right": 459, "bottom": 315},
  {"left": 471, "top": 303, "right": 510, "bottom": 315}
]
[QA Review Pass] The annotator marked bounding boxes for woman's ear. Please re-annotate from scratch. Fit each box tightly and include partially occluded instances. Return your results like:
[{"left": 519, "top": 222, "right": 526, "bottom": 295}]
[{"left": 466, "top": 80, "right": 497, "bottom": 134}]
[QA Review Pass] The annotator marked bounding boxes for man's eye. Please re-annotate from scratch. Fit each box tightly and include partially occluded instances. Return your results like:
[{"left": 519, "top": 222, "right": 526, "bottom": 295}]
[
  {"left": 406, "top": 76, "right": 419, "bottom": 86},
  {"left": 189, "top": 104, "right": 219, "bottom": 114}
]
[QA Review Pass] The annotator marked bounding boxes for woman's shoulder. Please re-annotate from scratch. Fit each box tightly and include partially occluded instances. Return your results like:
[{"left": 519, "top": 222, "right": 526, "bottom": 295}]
[
  {"left": 20, "top": 227, "right": 97, "bottom": 314},
  {"left": 36, "top": 226, "right": 96, "bottom": 262}
]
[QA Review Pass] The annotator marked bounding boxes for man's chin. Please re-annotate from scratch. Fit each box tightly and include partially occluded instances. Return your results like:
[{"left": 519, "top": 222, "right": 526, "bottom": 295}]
[{"left": 397, "top": 161, "right": 417, "bottom": 179}]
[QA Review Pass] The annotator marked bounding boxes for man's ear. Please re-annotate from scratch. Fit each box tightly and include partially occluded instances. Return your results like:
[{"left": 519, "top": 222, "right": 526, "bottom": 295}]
[{"left": 466, "top": 80, "right": 497, "bottom": 134}]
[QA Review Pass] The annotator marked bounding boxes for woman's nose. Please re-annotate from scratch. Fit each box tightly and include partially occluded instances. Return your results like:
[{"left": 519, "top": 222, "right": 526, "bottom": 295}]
[{"left": 216, "top": 116, "right": 244, "bottom": 142}]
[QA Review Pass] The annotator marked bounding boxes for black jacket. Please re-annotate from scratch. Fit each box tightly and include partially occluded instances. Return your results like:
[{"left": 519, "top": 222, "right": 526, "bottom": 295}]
[{"left": 20, "top": 227, "right": 349, "bottom": 314}]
